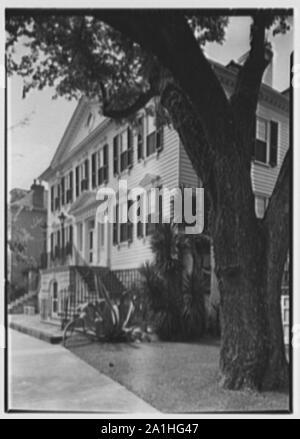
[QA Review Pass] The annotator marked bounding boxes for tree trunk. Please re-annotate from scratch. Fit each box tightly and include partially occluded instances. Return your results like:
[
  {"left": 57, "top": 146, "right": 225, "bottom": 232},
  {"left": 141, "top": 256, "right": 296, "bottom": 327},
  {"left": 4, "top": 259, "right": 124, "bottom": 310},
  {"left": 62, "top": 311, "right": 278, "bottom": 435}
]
[{"left": 159, "top": 78, "right": 288, "bottom": 391}]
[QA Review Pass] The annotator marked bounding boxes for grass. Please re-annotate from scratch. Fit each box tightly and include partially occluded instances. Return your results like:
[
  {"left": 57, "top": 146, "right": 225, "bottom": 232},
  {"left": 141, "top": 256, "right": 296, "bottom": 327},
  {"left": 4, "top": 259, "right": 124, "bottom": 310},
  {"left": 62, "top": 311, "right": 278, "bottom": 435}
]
[{"left": 67, "top": 335, "right": 289, "bottom": 413}]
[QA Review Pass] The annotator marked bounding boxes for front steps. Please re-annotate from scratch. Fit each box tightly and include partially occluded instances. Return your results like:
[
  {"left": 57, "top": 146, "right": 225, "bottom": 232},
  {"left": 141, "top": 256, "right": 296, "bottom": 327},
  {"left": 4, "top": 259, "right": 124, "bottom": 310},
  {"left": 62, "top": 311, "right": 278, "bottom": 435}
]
[{"left": 8, "top": 290, "right": 38, "bottom": 315}]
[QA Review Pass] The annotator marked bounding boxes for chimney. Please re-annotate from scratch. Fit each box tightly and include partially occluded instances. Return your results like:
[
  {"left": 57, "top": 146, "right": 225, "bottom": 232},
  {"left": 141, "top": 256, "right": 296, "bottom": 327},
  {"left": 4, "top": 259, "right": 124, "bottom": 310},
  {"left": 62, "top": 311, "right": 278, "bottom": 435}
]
[{"left": 31, "top": 179, "right": 45, "bottom": 208}]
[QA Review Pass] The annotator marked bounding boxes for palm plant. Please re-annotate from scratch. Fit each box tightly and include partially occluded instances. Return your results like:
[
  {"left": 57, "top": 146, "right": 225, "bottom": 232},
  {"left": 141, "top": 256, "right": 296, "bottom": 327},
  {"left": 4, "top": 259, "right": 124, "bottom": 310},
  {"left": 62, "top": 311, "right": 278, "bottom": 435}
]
[{"left": 140, "top": 222, "right": 210, "bottom": 341}]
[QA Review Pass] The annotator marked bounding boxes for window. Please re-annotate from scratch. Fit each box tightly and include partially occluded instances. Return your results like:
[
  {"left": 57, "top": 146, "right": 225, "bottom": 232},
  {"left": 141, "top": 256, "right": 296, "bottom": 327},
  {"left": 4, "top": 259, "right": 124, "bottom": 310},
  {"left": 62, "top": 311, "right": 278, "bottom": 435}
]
[
  {"left": 146, "top": 114, "right": 163, "bottom": 157},
  {"left": 113, "top": 127, "right": 134, "bottom": 174},
  {"left": 65, "top": 225, "right": 73, "bottom": 255},
  {"left": 55, "top": 184, "right": 60, "bottom": 211},
  {"left": 255, "top": 195, "right": 269, "bottom": 219},
  {"left": 255, "top": 117, "right": 268, "bottom": 163},
  {"left": 137, "top": 195, "right": 144, "bottom": 238},
  {"left": 254, "top": 117, "right": 279, "bottom": 166},
  {"left": 78, "top": 223, "right": 83, "bottom": 252},
  {"left": 52, "top": 281, "right": 58, "bottom": 314},
  {"left": 50, "top": 232, "right": 54, "bottom": 259},
  {"left": 113, "top": 199, "right": 134, "bottom": 245},
  {"left": 80, "top": 159, "right": 89, "bottom": 192},
  {"left": 97, "top": 145, "right": 109, "bottom": 185},
  {"left": 146, "top": 187, "right": 162, "bottom": 236},
  {"left": 119, "top": 202, "right": 128, "bottom": 243},
  {"left": 66, "top": 171, "right": 73, "bottom": 203}
]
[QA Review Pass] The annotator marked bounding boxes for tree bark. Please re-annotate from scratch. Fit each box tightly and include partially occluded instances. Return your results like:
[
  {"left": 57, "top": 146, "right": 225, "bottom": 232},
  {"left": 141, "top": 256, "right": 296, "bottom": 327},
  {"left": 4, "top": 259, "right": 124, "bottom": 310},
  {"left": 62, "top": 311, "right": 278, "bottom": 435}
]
[
  {"left": 99, "top": 11, "right": 290, "bottom": 391},
  {"left": 160, "top": 78, "right": 289, "bottom": 391}
]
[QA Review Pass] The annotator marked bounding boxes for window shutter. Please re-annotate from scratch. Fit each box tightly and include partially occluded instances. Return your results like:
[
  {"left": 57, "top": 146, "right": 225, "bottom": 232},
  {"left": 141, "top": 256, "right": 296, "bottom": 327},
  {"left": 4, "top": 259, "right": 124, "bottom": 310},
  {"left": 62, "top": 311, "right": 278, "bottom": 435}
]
[
  {"left": 75, "top": 166, "right": 80, "bottom": 197},
  {"left": 50, "top": 186, "right": 54, "bottom": 212},
  {"left": 113, "top": 203, "right": 119, "bottom": 245},
  {"left": 103, "top": 144, "right": 109, "bottom": 181},
  {"left": 50, "top": 233, "right": 54, "bottom": 259},
  {"left": 69, "top": 171, "right": 73, "bottom": 202},
  {"left": 91, "top": 152, "right": 97, "bottom": 188},
  {"left": 56, "top": 184, "right": 60, "bottom": 210},
  {"left": 84, "top": 159, "right": 89, "bottom": 189},
  {"left": 127, "top": 199, "right": 134, "bottom": 242},
  {"left": 113, "top": 135, "right": 119, "bottom": 175},
  {"left": 156, "top": 127, "right": 163, "bottom": 151},
  {"left": 270, "top": 121, "right": 278, "bottom": 167},
  {"left": 137, "top": 117, "right": 144, "bottom": 160},
  {"left": 61, "top": 176, "right": 65, "bottom": 206},
  {"left": 127, "top": 127, "right": 133, "bottom": 167}
]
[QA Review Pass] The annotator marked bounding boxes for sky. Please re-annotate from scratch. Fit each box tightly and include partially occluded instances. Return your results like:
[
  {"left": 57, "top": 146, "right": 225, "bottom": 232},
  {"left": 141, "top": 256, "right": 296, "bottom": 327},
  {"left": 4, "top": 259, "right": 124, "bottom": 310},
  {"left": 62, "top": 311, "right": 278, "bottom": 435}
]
[{"left": 7, "top": 16, "right": 294, "bottom": 191}]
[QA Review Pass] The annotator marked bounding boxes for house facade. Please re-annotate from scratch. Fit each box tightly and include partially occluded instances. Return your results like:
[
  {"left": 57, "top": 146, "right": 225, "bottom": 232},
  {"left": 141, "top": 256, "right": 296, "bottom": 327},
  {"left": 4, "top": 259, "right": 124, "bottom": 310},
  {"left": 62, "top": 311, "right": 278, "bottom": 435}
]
[
  {"left": 38, "top": 57, "right": 290, "bottom": 328},
  {"left": 8, "top": 181, "right": 47, "bottom": 301}
]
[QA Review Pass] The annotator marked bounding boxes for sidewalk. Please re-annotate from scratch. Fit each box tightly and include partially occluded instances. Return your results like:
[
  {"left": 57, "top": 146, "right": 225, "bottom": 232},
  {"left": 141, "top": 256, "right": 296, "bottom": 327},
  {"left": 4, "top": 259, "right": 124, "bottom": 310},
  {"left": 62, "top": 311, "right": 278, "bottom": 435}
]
[
  {"left": 7, "top": 329, "right": 158, "bottom": 413},
  {"left": 8, "top": 315, "right": 63, "bottom": 344}
]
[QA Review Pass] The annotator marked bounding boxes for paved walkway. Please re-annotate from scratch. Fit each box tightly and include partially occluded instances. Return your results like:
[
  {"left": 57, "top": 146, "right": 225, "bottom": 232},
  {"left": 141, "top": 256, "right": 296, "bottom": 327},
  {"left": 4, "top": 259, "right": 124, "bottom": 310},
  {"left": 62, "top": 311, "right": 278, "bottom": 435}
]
[
  {"left": 9, "top": 315, "right": 63, "bottom": 343},
  {"left": 8, "top": 330, "right": 158, "bottom": 413}
]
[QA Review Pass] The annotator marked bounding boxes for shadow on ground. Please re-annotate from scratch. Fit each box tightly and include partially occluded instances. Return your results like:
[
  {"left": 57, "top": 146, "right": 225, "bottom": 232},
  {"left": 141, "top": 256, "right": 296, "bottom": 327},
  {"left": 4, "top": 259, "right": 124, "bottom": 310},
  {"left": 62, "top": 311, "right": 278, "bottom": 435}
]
[{"left": 67, "top": 334, "right": 289, "bottom": 413}]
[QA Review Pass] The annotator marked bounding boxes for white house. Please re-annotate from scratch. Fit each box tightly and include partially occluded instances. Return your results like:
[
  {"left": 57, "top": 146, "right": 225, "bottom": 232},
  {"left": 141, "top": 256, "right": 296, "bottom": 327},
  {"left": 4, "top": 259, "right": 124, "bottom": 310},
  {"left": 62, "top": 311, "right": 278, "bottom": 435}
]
[{"left": 38, "top": 56, "right": 290, "bottom": 329}]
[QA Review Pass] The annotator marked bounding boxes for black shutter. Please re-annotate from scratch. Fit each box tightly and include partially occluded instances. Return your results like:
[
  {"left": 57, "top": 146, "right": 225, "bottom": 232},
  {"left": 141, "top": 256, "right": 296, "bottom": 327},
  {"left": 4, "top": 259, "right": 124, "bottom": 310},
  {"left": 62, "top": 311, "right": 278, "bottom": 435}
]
[
  {"left": 91, "top": 152, "right": 97, "bottom": 188},
  {"left": 113, "top": 203, "right": 119, "bottom": 245},
  {"left": 61, "top": 176, "right": 65, "bottom": 206},
  {"left": 156, "top": 127, "right": 163, "bottom": 151},
  {"left": 137, "top": 117, "right": 144, "bottom": 160},
  {"left": 127, "top": 127, "right": 133, "bottom": 168},
  {"left": 113, "top": 135, "right": 119, "bottom": 175},
  {"left": 84, "top": 159, "right": 89, "bottom": 189},
  {"left": 56, "top": 184, "right": 60, "bottom": 210},
  {"left": 51, "top": 186, "right": 54, "bottom": 212},
  {"left": 75, "top": 166, "right": 80, "bottom": 197},
  {"left": 69, "top": 171, "right": 73, "bottom": 202},
  {"left": 103, "top": 144, "right": 109, "bottom": 181},
  {"left": 270, "top": 121, "right": 278, "bottom": 167}
]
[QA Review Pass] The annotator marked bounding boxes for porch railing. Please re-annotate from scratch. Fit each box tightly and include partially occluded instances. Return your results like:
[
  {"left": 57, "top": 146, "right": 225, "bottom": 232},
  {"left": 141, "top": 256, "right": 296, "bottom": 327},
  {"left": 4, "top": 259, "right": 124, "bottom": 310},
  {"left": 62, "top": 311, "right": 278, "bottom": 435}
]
[{"left": 40, "top": 243, "right": 87, "bottom": 269}]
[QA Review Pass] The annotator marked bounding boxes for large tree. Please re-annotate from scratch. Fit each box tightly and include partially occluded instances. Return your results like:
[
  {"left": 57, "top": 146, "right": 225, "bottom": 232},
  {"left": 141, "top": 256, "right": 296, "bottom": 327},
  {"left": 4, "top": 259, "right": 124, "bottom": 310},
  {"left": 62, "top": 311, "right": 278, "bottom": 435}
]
[{"left": 6, "top": 9, "right": 292, "bottom": 390}]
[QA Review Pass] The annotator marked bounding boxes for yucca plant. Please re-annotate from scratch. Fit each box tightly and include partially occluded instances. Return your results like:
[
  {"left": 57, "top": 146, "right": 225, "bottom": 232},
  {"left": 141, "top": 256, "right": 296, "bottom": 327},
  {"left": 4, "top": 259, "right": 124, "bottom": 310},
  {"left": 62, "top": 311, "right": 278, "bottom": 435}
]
[{"left": 140, "top": 222, "right": 210, "bottom": 341}]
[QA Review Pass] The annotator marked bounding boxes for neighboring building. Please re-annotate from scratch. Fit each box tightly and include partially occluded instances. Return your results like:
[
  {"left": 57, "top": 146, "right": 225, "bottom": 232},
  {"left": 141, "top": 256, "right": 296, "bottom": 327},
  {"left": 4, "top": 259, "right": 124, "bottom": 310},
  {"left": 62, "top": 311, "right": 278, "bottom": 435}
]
[
  {"left": 38, "top": 55, "right": 290, "bottom": 325},
  {"left": 8, "top": 181, "right": 47, "bottom": 299}
]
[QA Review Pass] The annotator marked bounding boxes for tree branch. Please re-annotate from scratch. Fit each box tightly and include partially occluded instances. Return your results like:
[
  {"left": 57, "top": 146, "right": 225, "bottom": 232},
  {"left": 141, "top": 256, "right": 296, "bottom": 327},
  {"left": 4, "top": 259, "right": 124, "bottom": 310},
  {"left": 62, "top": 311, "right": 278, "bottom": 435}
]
[
  {"left": 100, "top": 82, "right": 155, "bottom": 119},
  {"left": 231, "top": 14, "right": 271, "bottom": 114},
  {"left": 97, "top": 10, "right": 231, "bottom": 152}
]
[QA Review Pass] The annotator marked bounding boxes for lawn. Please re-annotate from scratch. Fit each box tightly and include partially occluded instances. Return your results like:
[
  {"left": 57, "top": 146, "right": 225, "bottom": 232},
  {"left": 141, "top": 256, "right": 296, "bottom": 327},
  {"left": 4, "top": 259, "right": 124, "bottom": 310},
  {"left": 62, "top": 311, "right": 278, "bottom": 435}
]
[{"left": 67, "top": 335, "right": 289, "bottom": 413}]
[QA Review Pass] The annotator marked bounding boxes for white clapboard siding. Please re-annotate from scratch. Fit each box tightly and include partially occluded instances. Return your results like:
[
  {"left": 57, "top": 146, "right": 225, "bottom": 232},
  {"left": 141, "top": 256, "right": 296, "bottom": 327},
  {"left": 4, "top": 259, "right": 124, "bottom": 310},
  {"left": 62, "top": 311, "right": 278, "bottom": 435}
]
[
  {"left": 179, "top": 142, "right": 200, "bottom": 188},
  {"left": 110, "top": 125, "right": 180, "bottom": 269}
]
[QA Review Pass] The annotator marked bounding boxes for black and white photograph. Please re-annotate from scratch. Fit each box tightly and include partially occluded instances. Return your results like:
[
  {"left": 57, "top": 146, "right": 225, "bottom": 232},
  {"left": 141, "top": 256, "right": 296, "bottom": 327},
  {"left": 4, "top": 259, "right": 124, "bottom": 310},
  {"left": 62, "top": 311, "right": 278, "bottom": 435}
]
[{"left": 0, "top": 1, "right": 299, "bottom": 420}]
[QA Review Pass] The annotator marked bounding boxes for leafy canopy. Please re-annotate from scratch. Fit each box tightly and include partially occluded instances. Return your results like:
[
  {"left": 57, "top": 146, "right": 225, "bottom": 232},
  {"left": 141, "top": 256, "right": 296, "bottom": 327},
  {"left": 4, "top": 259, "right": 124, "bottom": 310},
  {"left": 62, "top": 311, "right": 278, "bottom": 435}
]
[{"left": 6, "top": 11, "right": 291, "bottom": 121}]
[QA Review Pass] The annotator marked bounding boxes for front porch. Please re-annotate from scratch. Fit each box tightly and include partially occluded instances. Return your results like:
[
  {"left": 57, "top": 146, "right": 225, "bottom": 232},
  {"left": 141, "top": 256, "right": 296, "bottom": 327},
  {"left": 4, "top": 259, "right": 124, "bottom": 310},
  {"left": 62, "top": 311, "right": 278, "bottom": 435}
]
[{"left": 38, "top": 257, "right": 140, "bottom": 327}]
